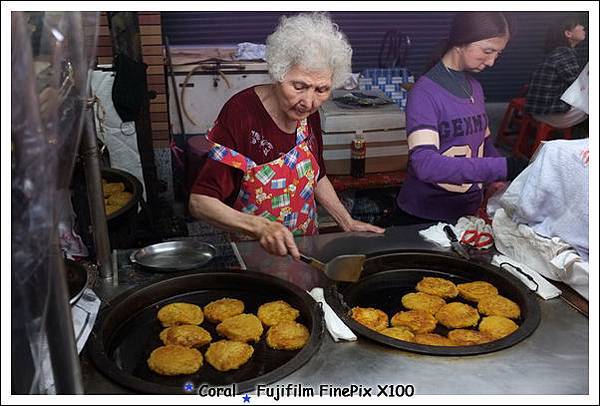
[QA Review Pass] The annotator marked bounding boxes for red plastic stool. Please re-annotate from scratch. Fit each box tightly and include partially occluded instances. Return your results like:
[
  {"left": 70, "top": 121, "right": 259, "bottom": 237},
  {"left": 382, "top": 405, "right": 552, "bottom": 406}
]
[
  {"left": 496, "top": 97, "right": 527, "bottom": 148},
  {"left": 514, "top": 115, "right": 573, "bottom": 158}
]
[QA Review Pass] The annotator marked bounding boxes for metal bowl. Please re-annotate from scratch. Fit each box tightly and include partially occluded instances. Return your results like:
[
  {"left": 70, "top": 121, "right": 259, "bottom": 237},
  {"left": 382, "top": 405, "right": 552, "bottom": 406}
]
[{"left": 102, "top": 167, "right": 143, "bottom": 222}]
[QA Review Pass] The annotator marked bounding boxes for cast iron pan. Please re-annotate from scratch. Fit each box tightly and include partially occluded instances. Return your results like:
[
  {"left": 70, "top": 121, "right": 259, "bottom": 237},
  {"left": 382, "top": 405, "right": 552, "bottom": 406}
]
[
  {"left": 102, "top": 167, "right": 143, "bottom": 222},
  {"left": 88, "top": 271, "right": 324, "bottom": 394},
  {"left": 64, "top": 258, "right": 88, "bottom": 305},
  {"left": 325, "top": 250, "right": 541, "bottom": 356}
]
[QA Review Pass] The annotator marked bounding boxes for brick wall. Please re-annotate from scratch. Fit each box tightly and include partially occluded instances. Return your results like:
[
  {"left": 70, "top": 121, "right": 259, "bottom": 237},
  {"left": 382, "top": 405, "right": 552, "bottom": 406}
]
[{"left": 96, "top": 12, "right": 168, "bottom": 148}]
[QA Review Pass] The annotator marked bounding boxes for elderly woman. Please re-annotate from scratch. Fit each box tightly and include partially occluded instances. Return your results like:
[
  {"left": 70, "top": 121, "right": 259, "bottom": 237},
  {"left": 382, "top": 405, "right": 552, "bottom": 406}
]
[{"left": 189, "top": 12, "right": 384, "bottom": 259}]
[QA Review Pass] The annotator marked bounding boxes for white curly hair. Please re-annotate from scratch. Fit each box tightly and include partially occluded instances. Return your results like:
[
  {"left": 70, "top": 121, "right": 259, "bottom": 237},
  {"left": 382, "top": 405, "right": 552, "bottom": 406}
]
[{"left": 265, "top": 12, "right": 353, "bottom": 89}]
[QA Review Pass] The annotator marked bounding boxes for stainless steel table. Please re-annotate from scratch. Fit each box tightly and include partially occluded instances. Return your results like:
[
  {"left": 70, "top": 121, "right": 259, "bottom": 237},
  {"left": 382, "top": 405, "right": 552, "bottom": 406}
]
[{"left": 82, "top": 225, "right": 589, "bottom": 395}]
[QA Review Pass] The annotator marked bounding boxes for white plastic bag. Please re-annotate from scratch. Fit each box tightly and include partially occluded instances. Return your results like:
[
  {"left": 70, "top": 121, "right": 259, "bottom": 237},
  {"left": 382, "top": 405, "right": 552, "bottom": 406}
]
[{"left": 560, "top": 62, "right": 588, "bottom": 114}]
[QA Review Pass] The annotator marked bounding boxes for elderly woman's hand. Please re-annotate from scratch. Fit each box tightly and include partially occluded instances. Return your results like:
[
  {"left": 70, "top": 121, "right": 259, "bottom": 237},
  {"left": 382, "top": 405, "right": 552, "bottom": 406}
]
[
  {"left": 342, "top": 219, "right": 385, "bottom": 234},
  {"left": 256, "top": 220, "right": 301, "bottom": 260}
]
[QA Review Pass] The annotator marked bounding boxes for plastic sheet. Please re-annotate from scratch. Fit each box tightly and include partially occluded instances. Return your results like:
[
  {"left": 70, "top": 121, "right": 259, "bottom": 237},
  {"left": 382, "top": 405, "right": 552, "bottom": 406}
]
[{"left": 11, "top": 11, "right": 98, "bottom": 394}]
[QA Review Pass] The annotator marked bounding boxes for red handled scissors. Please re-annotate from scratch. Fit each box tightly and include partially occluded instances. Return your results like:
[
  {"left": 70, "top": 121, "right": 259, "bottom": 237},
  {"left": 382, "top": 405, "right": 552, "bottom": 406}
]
[{"left": 460, "top": 229, "right": 494, "bottom": 249}]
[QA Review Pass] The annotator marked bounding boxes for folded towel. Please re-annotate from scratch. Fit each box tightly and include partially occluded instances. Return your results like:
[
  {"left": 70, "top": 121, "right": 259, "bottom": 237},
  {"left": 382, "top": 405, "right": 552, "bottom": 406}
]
[
  {"left": 309, "top": 288, "right": 357, "bottom": 342},
  {"left": 492, "top": 254, "right": 561, "bottom": 300}
]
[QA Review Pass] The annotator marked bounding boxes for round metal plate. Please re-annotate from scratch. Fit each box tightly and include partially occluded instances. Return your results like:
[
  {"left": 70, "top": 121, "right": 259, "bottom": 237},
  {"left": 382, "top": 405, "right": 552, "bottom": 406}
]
[
  {"left": 130, "top": 240, "right": 218, "bottom": 272},
  {"left": 325, "top": 250, "right": 541, "bottom": 356},
  {"left": 88, "top": 271, "right": 324, "bottom": 394}
]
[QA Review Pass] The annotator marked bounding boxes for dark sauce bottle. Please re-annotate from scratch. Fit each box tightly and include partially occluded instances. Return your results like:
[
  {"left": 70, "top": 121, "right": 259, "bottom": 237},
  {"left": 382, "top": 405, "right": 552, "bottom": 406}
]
[{"left": 351, "top": 131, "right": 366, "bottom": 178}]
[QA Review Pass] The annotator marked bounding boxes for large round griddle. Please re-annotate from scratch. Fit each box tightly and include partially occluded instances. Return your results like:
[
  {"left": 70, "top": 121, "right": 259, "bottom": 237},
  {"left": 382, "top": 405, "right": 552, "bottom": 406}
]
[
  {"left": 102, "top": 167, "right": 143, "bottom": 222},
  {"left": 88, "top": 271, "right": 323, "bottom": 394},
  {"left": 325, "top": 250, "right": 541, "bottom": 356}
]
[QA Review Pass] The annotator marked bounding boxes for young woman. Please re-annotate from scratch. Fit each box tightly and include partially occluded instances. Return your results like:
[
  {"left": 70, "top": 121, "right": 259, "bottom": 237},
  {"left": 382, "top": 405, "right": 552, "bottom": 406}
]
[{"left": 381, "top": 12, "right": 528, "bottom": 227}]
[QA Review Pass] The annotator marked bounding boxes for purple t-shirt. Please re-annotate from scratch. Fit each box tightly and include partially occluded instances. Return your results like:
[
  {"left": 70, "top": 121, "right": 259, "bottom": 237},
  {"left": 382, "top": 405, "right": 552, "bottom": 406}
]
[{"left": 396, "top": 75, "right": 507, "bottom": 222}]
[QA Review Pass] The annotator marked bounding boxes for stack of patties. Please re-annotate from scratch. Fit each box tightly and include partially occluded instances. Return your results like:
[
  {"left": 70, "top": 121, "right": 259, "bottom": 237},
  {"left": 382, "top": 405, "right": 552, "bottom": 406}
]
[
  {"left": 258, "top": 300, "right": 310, "bottom": 351},
  {"left": 203, "top": 298, "right": 256, "bottom": 372},
  {"left": 147, "top": 302, "right": 209, "bottom": 376}
]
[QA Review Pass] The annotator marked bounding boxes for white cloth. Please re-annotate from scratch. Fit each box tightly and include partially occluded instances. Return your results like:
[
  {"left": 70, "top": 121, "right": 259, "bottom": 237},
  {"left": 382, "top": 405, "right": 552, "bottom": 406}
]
[
  {"left": 561, "top": 62, "right": 589, "bottom": 114},
  {"left": 90, "top": 70, "right": 146, "bottom": 199},
  {"left": 234, "top": 42, "right": 266, "bottom": 60},
  {"left": 491, "top": 254, "right": 561, "bottom": 300},
  {"left": 309, "top": 288, "right": 357, "bottom": 342},
  {"left": 493, "top": 208, "right": 588, "bottom": 299},
  {"left": 418, "top": 216, "right": 492, "bottom": 248},
  {"left": 499, "top": 139, "right": 589, "bottom": 260}
]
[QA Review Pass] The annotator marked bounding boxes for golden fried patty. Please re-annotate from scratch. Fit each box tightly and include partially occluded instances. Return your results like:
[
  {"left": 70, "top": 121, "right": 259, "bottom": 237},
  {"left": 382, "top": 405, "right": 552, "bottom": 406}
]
[
  {"left": 159, "top": 325, "right": 212, "bottom": 347},
  {"left": 401, "top": 292, "right": 446, "bottom": 314},
  {"left": 147, "top": 345, "right": 203, "bottom": 375},
  {"left": 435, "top": 302, "right": 480, "bottom": 329},
  {"left": 416, "top": 277, "right": 459, "bottom": 299},
  {"left": 102, "top": 181, "right": 125, "bottom": 197},
  {"left": 204, "top": 298, "right": 245, "bottom": 323},
  {"left": 349, "top": 307, "right": 389, "bottom": 331},
  {"left": 380, "top": 326, "right": 415, "bottom": 342},
  {"left": 266, "top": 320, "right": 310, "bottom": 350},
  {"left": 457, "top": 281, "right": 499, "bottom": 303},
  {"left": 479, "top": 316, "right": 519, "bottom": 339},
  {"left": 257, "top": 300, "right": 300, "bottom": 327},
  {"left": 216, "top": 313, "right": 263, "bottom": 343},
  {"left": 477, "top": 295, "right": 521, "bottom": 319},
  {"left": 204, "top": 340, "right": 254, "bottom": 372},
  {"left": 107, "top": 191, "right": 133, "bottom": 207},
  {"left": 447, "top": 329, "right": 495, "bottom": 346},
  {"left": 157, "top": 303, "right": 204, "bottom": 327},
  {"left": 390, "top": 309, "right": 437, "bottom": 334},
  {"left": 413, "top": 333, "right": 455, "bottom": 346}
]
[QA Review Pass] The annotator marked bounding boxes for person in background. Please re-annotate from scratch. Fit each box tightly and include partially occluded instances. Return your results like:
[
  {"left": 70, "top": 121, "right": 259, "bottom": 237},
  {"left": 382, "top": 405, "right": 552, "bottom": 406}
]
[
  {"left": 189, "top": 12, "right": 384, "bottom": 259},
  {"left": 379, "top": 12, "right": 529, "bottom": 227},
  {"left": 524, "top": 14, "right": 588, "bottom": 129}
]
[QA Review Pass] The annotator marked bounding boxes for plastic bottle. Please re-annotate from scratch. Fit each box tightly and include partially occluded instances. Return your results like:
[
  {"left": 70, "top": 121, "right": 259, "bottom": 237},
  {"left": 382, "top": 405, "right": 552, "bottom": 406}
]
[{"left": 351, "top": 130, "right": 366, "bottom": 178}]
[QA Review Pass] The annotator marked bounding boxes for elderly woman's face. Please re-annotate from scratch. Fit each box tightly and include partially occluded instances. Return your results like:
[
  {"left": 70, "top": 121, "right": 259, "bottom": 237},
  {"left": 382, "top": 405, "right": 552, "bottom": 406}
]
[{"left": 275, "top": 65, "right": 332, "bottom": 122}]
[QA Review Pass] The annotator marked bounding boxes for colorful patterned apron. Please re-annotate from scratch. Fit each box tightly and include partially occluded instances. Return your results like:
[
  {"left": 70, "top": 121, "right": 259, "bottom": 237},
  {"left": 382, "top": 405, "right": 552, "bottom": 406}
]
[{"left": 207, "top": 119, "right": 320, "bottom": 236}]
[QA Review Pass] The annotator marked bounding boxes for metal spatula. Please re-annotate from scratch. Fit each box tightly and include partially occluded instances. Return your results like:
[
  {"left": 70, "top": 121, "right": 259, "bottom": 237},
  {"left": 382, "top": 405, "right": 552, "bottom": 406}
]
[{"left": 299, "top": 253, "right": 367, "bottom": 282}]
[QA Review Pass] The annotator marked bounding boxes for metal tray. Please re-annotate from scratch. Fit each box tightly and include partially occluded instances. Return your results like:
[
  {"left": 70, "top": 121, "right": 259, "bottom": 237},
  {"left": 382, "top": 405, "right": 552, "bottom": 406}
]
[
  {"left": 87, "top": 271, "right": 324, "bottom": 394},
  {"left": 130, "top": 240, "right": 217, "bottom": 272},
  {"left": 325, "top": 250, "right": 541, "bottom": 356}
]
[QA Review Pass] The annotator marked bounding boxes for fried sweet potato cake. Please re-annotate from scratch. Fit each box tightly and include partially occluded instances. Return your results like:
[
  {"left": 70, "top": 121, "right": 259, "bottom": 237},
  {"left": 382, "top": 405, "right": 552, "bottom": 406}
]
[
  {"left": 391, "top": 309, "right": 437, "bottom": 334},
  {"left": 435, "top": 302, "right": 480, "bottom": 329},
  {"left": 413, "top": 333, "right": 455, "bottom": 346},
  {"left": 416, "top": 277, "right": 458, "bottom": 299},
  {"left": 479, "top": 316, "right": 519, "bottom": 339},
  {"left": 159, "top": 325, "right": 212, "bottom": 347},
  {"left": 257, "top": 300, "right": 300, "bottom": 327},
  {"left": 147, "top": 345, "right": 203, "bottom": 375},
  {"left": 447, "top": 329, "right": 495, "bottom": 346},
  {"left": 204, "top": 298, "right": 245, "bottom": 323},
  {"left": 349, "top": 307, "right": 389, "bottom": 331},
  {"left": 457, "top": 281, "right": 499, "bottom": 303},
  {"left": 478, "top": 295, "right": 521, "bottom": 319},
  {"left": 380, "top": 326, "right": 415, "bottom": 342},
  {"left": 266, "top": 320, "right": 310, "bottom": 350},
  {"left": 204, "top": 340, "right": 254, "bottom": 372},
  {"left": 216, "top": 313, "right": 263, "bottom": 343},
  {"left": 157, "top": 302, "right": 204, "bottom": 327},
  {"left": 401, "top": 292, "right": 446, "bottom": 314}
]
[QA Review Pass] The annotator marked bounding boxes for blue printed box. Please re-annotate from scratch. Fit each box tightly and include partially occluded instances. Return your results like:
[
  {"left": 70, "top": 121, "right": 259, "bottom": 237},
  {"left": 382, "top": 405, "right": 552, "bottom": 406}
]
[{"left": 359, "top": 68, "right": 414, "bottom": 110}]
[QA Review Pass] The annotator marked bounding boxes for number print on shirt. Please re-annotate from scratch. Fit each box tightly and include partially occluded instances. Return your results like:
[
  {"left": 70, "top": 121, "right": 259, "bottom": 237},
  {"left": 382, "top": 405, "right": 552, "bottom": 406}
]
[{"left": 437, "top": 142, "right": 484, "bottom": 193}]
